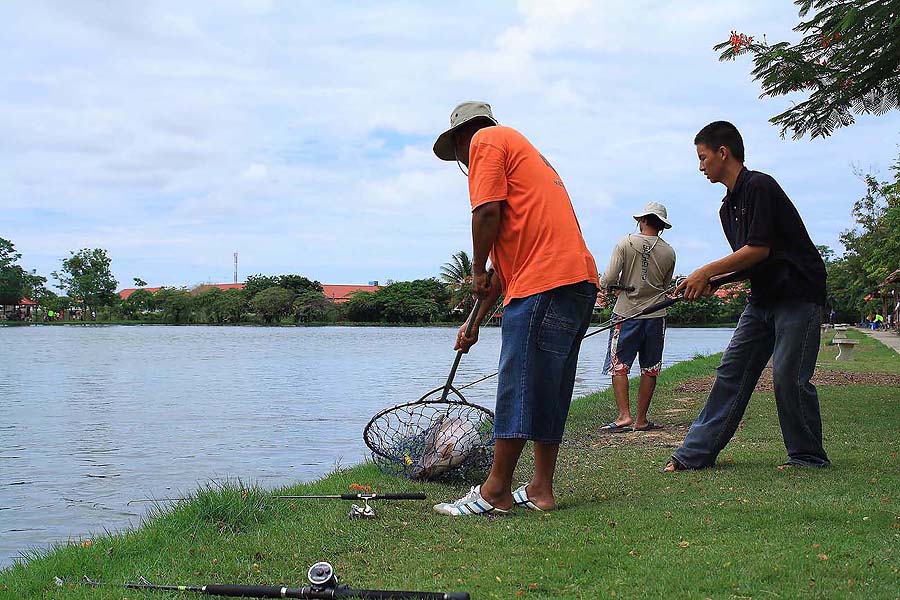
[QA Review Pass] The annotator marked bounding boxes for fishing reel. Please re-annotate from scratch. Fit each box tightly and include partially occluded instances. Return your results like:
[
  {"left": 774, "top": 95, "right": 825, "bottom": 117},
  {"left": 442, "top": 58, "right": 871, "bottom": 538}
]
[
  {"left": 348, "top": 496, "right": 377, "bottom": 519},
  {"left": 307, "top": 561, "right": 338, "bottom": 588}
]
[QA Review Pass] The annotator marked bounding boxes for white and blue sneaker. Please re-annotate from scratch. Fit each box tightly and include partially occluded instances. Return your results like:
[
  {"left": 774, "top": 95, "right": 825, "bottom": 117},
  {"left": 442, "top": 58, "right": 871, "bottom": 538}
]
[
  {"left": 512, "top": 484, "right": 543, "bottom": 511},
  {"left": 433, "top": 485, "right": 508, "bottom": 516}
]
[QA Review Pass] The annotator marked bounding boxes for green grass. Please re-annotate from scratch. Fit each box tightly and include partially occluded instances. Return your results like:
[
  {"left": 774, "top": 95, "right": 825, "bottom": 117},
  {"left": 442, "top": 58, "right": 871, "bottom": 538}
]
[{"left": 2, "top": 334, "right": 898, "bottom": 599}]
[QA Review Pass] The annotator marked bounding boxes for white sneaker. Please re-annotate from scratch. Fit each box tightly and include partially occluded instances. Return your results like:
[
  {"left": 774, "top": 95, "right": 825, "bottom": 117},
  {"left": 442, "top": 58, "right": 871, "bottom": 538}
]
[{"left": 432, "top": 485, "right": 508, "bottom": 516}]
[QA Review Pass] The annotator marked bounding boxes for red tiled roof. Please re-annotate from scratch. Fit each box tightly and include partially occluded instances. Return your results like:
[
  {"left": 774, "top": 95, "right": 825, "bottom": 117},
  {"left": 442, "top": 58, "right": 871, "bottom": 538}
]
[
  {"left": 322, "top": 284, "right": 380, "bottom": 303},
  {"left": 118, "top": 282, "right": 380, "bottom": 303},
  {"left": 19, "top": 297, "right": 38, "bottom": 306},
  {"left": 119, "top": 287, "right": 163, "bottom": 300}
]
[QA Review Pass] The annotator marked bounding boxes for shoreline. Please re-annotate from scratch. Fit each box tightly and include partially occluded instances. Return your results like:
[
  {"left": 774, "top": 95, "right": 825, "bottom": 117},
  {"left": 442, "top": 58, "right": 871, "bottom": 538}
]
[{"left": 3, "top": 329, "right": 895, "bottom": 598}]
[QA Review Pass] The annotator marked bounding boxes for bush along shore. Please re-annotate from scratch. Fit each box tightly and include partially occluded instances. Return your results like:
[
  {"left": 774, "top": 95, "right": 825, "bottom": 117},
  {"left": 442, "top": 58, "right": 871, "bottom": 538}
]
[{"left": 2, "top": 329, "right": 897, "bottom": 599}]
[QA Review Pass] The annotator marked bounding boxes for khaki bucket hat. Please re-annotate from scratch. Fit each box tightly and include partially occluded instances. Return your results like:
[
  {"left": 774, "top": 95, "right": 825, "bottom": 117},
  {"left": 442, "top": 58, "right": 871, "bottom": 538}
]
[
  {"left": 633, "top": 201, "right": 672, "bottom": 229},
  {"left": 433, "top": 101, "right": 498, "bottom": 161}
]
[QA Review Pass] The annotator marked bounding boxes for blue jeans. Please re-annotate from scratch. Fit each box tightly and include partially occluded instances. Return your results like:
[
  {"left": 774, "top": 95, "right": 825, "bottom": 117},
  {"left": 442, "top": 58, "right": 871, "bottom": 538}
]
[
  {"left": 494, "top": 281, "right": 597, "bottom": 443},
  {"left": 672, "top": 301, "right": 830, "bottom": 469}
]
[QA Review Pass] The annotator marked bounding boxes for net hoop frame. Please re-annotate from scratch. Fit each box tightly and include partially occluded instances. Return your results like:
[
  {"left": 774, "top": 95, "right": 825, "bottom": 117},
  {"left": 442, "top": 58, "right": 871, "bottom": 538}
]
[{"left": 363, "top": 384, "right": 495, "bottom": 461}]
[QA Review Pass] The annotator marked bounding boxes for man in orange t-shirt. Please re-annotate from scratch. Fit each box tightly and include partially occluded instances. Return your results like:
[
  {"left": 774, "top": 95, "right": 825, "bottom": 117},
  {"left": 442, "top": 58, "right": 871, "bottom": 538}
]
[{"left": 431, "top": 102, "right": 599, "bottom": 516}]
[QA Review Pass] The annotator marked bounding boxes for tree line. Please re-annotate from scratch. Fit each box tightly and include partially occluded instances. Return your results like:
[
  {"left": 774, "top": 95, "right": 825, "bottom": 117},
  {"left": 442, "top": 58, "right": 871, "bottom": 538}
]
[
  {"left": 2, "top": 241, "right": 754, "bottom": 326},
  {"left": 0, "top": 245, "right": 469, "bottom": 325}
]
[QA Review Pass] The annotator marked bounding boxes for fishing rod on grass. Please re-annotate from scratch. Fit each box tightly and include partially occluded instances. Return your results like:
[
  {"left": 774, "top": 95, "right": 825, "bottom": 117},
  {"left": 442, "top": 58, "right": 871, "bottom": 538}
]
[
  {"left": 127, "top": 490, "right": 427, "bottom": 520},
  {"left": 56, "top": 561, "right": 470, "bottom": 599},
  {"left": 273, "top": 491, "right": 426, "bottom": 519}
]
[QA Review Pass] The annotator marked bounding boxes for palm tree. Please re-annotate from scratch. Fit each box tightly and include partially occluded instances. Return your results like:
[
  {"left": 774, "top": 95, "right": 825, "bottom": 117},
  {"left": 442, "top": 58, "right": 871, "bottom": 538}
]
[
  {"left": 440, "top": 250, "right": 473, "bottom": 286},
  {"left": 441, "top": 250, "right": 474, "bottom": 314}
]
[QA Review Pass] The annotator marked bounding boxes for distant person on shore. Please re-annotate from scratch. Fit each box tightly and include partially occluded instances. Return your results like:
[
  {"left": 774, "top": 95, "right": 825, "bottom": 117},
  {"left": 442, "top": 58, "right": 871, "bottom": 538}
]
[
  {"left": 598, "top": 202, "right": 676, "bottom": 433},
  {"left": 665, "top": 121, "right": 829, "bottom": 472},
  {"left": 431, "top": 101, "right": 599, "bottom": 515}
]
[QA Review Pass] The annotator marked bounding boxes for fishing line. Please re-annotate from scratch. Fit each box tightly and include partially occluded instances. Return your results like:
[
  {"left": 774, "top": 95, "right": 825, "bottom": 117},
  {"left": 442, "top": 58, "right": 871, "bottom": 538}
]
[{"left": 455, "top": 282, "right": 683, "bottom": 393}]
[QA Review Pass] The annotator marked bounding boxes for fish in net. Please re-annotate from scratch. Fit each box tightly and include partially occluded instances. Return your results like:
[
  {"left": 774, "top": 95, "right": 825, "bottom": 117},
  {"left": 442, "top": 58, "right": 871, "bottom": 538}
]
[{"left": 363, "top": 384, "right": 494, "bottom": 482}]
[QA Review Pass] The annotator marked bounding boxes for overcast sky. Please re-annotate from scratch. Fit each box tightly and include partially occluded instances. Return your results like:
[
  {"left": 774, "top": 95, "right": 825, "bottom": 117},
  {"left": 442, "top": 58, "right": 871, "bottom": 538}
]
[{"left": 3, "top": 1, "right": 899, "bottom": 290}]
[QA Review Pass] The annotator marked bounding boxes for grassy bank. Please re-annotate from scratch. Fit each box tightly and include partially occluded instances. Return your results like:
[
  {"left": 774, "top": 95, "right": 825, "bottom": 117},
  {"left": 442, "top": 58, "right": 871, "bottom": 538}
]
[{"left": 2, "top": 330, "right": 897, "bottom": 599}]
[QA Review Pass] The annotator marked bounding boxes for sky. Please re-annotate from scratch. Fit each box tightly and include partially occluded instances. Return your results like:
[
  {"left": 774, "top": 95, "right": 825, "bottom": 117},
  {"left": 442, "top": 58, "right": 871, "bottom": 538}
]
[{"left": 3, "top": 0, "right": 899, "bottom": 291}]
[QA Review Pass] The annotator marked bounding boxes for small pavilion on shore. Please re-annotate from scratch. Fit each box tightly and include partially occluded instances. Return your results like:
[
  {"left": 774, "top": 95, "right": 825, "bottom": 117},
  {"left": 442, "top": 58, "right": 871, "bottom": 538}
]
[{"left": 1, "top": 297, "right": 38, "bottom": 320}]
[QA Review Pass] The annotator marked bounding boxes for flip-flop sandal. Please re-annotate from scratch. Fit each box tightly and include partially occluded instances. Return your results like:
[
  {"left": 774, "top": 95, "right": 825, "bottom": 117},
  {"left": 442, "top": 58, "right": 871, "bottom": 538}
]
[
  {"left": 599, "top": 421, "right": 633, "bottom": 434},
  {"left": 512, "top": 484, "right": 543, "bottom": 511},
  {"left": 634, "top": 421, "right": 664, "bottom": 431}
]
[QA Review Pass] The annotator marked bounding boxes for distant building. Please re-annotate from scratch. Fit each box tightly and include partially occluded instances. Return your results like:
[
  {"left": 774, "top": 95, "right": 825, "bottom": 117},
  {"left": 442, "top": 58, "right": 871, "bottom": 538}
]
[
  {"left": 119, "top": 287, "right": 163, "bottom": 300},
  {"left": 322, "top": 284, "right": 379, "bottom": 304},
  {"left": 1, "top": 297, "right": 38, "bottom": 320}
]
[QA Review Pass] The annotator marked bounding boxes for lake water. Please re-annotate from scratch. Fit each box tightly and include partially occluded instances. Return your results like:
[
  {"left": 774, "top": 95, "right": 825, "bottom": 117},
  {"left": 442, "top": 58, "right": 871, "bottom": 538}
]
[{"left": 0, "top": 324, "right": 733, "bottom": 568}]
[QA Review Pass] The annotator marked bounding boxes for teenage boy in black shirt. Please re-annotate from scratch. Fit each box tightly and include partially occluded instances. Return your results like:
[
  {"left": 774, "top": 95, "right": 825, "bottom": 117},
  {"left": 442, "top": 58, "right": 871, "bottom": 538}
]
[{"left": 664, "top": 121, "right": 830, "bottom": 472}]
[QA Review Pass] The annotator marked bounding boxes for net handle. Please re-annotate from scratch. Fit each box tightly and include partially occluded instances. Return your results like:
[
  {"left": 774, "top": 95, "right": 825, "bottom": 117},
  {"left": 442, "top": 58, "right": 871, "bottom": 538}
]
[{"left": 440, "top": 270, "right": 493, "bottom": 402}]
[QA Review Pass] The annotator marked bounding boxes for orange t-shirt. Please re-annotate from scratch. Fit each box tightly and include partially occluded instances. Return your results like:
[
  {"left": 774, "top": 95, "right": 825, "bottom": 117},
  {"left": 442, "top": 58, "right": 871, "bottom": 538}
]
[{"left": 468, "top": 126, "right": 598, "bottom": 305}]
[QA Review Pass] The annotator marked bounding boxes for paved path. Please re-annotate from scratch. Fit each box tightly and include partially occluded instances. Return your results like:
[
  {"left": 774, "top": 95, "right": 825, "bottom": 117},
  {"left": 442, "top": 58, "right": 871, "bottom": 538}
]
[{"left": 858, "top": 327, "right": 900, "bottom": 354}]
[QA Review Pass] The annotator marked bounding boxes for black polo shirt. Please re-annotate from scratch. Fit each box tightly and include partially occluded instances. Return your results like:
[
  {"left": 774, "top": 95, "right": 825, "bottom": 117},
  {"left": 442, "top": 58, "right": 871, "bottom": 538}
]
[{"left": 720, "top": 168, "right": 826, "bottom": 307}]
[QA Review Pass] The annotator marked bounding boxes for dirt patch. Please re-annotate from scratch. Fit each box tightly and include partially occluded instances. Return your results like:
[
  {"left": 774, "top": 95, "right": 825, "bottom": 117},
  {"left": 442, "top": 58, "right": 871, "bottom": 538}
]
[
  {"left": 589, "top": 422, "right": 691, "bottom": 450},
  {"left": 675, "top": 367, "right": 900, "bottom": 394}
]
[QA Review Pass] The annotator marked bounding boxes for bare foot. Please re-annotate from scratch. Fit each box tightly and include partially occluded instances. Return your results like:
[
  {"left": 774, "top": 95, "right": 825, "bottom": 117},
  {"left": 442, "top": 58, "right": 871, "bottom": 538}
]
[
  {"left": 478, "top": 483, "right": 514, "bottom": 511},
  {"left": 661, "top": 460, "right": 677, "bottom": 473}
]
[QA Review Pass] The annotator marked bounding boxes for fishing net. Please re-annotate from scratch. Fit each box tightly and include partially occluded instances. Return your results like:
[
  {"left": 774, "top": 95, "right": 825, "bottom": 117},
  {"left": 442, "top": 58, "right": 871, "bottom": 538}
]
[{"left": 363, "top": 385, "right": 495, "bottom": 482}]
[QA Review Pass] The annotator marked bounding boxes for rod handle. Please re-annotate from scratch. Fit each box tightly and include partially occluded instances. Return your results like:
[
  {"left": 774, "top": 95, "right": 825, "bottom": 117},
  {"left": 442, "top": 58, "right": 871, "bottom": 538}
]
[
  {"left": 709, "top": 270, "right": 746, "bottom": 287},
  {"left": 334, "top": 590, "right": 470, "bottom": 600},
  {"left": 203, "top": 584, "right": 288, "bottom": 597}
]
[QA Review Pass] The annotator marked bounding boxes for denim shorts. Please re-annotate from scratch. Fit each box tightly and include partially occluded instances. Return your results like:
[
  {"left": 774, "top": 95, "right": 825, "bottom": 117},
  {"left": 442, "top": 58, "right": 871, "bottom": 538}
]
[
  {"left": 494, "top": 281, "right": 597, "bottom": 443},
  {"left": 603, "top": 315, "right": 666, "bottom": 376}
]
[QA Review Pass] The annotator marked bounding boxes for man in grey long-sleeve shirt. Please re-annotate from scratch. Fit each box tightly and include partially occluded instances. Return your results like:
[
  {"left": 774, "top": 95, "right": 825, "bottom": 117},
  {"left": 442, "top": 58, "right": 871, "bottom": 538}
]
[{"left": 598, "top": 202, "right": 676, "bottom": 432}]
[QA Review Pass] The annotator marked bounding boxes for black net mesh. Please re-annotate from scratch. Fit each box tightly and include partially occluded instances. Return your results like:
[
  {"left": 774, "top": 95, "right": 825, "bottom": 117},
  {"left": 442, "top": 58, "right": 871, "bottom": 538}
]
[{"left": 364, "top": 386, "right": 495, "bottom": 482}]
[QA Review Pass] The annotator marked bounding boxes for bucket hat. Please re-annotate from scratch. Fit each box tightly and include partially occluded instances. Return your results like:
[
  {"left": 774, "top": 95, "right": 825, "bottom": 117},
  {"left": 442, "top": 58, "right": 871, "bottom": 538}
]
[
  {"left": 433, "top": 101, "right": 498, "bottom": 161},
  {"left": 633, "top": 201, "right": 672, "bottom": 229}
]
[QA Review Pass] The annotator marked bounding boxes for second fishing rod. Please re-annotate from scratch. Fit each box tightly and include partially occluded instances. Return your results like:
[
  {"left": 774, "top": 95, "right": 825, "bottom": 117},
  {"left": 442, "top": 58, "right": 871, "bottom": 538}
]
[{"left": 455, "top": 271, "right": 743, "bottom": 393}]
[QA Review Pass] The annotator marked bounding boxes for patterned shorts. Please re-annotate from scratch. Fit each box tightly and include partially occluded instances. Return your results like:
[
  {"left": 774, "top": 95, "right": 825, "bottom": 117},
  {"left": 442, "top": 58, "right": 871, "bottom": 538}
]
[{"left": 603, "top": 315, "right": 666, "bottom": 376}]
